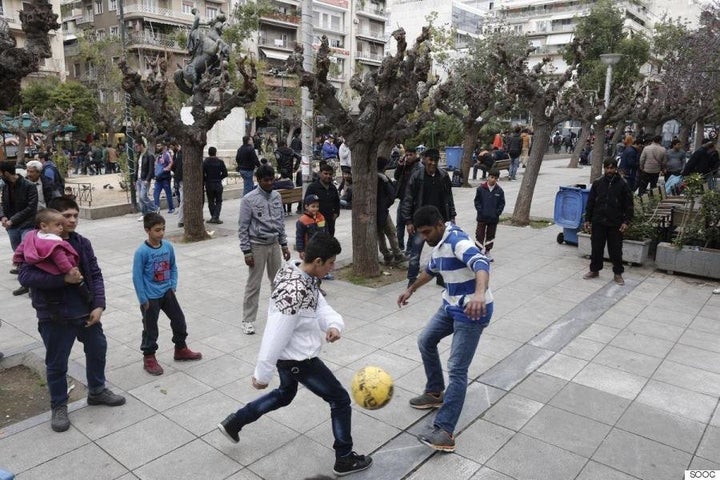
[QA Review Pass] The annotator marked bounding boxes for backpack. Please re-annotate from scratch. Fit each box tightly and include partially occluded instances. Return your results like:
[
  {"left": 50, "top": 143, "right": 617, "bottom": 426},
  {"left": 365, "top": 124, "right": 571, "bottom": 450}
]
[{"left": 42, "top": 162, "right": 65, "bottom": 199}]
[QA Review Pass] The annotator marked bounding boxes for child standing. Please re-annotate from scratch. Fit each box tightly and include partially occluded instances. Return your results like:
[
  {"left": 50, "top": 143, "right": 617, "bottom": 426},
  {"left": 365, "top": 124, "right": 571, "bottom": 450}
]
[
  {"left": 132, "top": 213, "right": 202, "bottom": 375},
  {"left": 473, "top": 169, "right": 505, "bottom": 261},
  {"left": 217, "top": 233, "right": 373, "bottom": 477},
  {"left": 13, "top": 208, "right": 92, "bottom": 303},
  {"left": 295, "top": 194, "right": 326, "bottom": 260}
]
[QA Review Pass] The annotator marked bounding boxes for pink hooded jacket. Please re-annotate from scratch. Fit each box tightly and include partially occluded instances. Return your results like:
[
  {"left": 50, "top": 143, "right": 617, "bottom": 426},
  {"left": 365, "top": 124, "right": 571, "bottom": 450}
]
[{"left": 13, "top": 230, "right": 79, "bottom": 275}]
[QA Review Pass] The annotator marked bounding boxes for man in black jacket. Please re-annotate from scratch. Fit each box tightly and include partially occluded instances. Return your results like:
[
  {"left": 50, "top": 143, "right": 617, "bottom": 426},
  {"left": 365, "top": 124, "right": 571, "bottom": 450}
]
[
  {"left": 583, "top": 158, "right": 634, "bottom": 285},
  {"left": 203, "top": 146, "right": 228, "bottom": 224},
  {"left": 682, "top": 141, "right": 719, "bottom": 188},
  {"left": 236, "top": 135, "right": 261, "bottom": 197},
  {"left": 400, "top": 149, "right": 456, "bottom": 287}
]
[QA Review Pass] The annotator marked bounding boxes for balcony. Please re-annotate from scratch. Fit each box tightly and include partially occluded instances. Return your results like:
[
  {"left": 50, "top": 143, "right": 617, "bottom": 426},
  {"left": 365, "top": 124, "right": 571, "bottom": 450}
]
[
  {"left": 127, "top": 31, "right": 183, "bottom": 50},
  {"left": 260, "top": 11, "right": 300, "bottom": 27},
  {"left": 64, "top": 43, "right": 80, "bottom": 56},
  {"left": 120, "top": 3, "right": 193, "bottom": 26},
  {"left": 258, "top": 37, "right": 296, "bottom": 51},
  {"left": 355, "top": 27, "right": 386, "bottom": 42},
  {"left": 76, "top": 14, "right": 94, "bottom": 25},
  {"left": 355, "top": 51, "right": 383, "bottom": 64},
  {"left": 356, "top": 2, "right": 386, "bottom": 19}
]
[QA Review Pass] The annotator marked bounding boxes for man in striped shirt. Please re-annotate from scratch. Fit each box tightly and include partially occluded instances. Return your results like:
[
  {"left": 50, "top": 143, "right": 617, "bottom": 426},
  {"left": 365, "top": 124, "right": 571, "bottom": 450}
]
[{"left": 397, "top": 205, "right": 493, "bottom": 452}]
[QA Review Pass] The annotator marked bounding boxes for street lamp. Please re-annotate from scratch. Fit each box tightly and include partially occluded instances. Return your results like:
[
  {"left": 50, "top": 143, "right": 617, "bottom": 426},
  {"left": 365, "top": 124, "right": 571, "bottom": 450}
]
[{"left": 599, "top": 53, "right": 623, "bottom": 110}]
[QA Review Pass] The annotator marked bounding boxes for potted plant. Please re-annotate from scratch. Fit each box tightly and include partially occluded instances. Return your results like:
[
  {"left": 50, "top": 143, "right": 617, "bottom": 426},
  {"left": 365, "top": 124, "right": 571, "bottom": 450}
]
[{"left": 655, "top": 174, "right": 720, "bottom": 279}]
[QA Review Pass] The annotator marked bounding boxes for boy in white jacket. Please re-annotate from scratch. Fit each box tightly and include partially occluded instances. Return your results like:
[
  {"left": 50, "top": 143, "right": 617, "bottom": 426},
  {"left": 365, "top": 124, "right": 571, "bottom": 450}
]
[{"left": 218, "top": 233, "right": 372, "bottom": 477}]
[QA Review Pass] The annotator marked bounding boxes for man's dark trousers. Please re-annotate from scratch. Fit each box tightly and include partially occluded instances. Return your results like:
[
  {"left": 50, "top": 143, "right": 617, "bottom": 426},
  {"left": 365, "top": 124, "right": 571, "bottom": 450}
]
[
  {"left": 590, "top": 223, "right": 624, "bottom": 274},
  {"left": 206, "top": 184, "right": 223, "bottom": 219}
]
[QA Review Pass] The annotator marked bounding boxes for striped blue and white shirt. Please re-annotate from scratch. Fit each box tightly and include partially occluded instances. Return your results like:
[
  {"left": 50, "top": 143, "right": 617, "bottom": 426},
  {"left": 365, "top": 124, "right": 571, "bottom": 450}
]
[{"left": 427, "top": 223, "right": 493, "bottom": 321}]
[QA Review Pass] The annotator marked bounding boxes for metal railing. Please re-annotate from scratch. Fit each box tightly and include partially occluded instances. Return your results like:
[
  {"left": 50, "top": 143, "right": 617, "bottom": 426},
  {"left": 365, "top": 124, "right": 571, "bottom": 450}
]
[
  {"left": 120, "top": 3, "right": 193, "bottom": 22},
  {"left": 355, "top": 51, "right": 384, "bottom": 62},
  {"left": 127, "top": 31, "right": 182, "bottom": 49},
  {"left": 356, "top": 3, "right": 386, "bottom": 17},
  {"left": 65, "top": 181, "right": 93, "bottom": 207}
]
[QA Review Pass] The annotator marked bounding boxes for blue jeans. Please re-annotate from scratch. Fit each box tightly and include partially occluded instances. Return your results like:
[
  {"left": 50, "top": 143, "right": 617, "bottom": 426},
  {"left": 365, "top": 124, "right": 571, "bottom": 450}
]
[
  {"left": 239, "top": 169, "right": 255, "bottom": 196},
  {"left": 509, "top": 156, "right": 520, "bottom": 179},
  {"left": 230, "top": 357, "right": 353, "bottom": 457},
  {"left": 407, "top": 232, "right": 425, "bottom": 283},
  {"left": 39, "top": 319, "right": 108, "bottom": 408},
  {"left": 7, "top": 226, "right": 33, "bottom": 252},
  {"left": 154, "top": 178, "right": 174, "bottom": 211},
  {"left": 418, "top": 304, "right": 493, "bottom": 434},
  {"left": 136, "top": 179, "right": 156, "bottom": 214}
]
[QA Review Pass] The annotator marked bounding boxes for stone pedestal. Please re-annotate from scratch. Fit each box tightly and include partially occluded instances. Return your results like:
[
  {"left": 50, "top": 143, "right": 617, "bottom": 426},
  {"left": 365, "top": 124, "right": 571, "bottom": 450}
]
[{"left": 180, "top": 106, "right": 247, "bottom": 165}]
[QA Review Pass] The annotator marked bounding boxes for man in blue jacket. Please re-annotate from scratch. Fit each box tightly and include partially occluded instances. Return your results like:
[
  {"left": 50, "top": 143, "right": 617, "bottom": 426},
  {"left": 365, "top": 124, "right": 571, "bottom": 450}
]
[{"left": 18, "top": 197, "right": 125, "bottom": 433}]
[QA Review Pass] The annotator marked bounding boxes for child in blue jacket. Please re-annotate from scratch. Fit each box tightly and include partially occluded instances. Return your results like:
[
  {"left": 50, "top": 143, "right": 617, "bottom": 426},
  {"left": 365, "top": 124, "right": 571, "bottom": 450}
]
[{"left": 473, "top": 169, "right": 505, "bottom": 261}]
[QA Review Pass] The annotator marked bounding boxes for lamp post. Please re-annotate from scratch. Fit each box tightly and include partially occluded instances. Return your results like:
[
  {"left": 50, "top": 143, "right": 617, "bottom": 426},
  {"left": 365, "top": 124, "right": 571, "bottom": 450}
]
[
  {"left": 119, "top": 0, "right": 136, "bottom": 209},
  {"left": 599, "top": 53, "right": 623, "bottom": 110}
]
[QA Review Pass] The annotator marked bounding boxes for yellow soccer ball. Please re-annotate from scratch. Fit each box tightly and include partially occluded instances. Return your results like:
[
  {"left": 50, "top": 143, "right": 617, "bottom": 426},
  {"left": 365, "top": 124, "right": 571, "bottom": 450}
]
[{"left": 350, "top": 366, "right": 394, "bottom": 410}]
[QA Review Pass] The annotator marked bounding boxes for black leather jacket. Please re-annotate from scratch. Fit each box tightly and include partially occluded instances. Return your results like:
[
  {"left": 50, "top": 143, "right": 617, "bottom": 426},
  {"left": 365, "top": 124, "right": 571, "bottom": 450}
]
[
  {"left": 586, "top": 173, "right": 634, "bottom": 227},
  {"left": 400, "top": 167, "right": 456, "bottom": 225},
  {"left": 0, "top": 174, "right": 39, "bottom": 229}
]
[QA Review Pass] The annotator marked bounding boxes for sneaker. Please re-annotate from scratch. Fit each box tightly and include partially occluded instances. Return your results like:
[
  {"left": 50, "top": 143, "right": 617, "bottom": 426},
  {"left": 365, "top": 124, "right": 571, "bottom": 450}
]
[
  {"left": 143, "top": 354, "right": 164, "bottom": 375},
  {"left": 333, "top": 452, "right": 373, "bottom": 476},
  {"left": 12, "top": 286, "right": 29, "bottom": 296},
  {"left": 613, "top": 274, "right": 625, "bottom": 286},
  {"left": 320, "top": 288, "right": 328, "bottom": 297},
  {"left": 383, "top": 255, "right": 394, "bottom": 265},
  {"left": 409, "top": 391, "right": 444, "bottom": 409},
  {"left": 323, "top": 273, "right": 335, "bottom": 280},
  {"left": 242, "top": 322, "right": 255, "bottom": 335},
  {"left": 583, "top": 271, "right": 599, "bottom": 280},
  {"left": 167, "top": 209, "right": 175, "bottom": 214},
  {"left": 51, "top": 404, "right": 70, "bottom": 432},
  {"left": 418, "top": 426, "right": 456, "bottom": 452},
  {"left": 9, "top": 268, "right": 18, "bottom": 274},
  {"left": 87, "top": 388, "right": 126, "bottom": 406},
  {"left": 714, "top": 287, "right": 720, "bottom": 294},
  {"left": 178, "top": 222, "right": 184, "bottom": 228},
  {"left": 218, "top": 414, "right": 240, "bottom": 443},
  {"left": 137, "top": 215, "right": 145, "bottom": 222},
  {"left": 174, "top": 346, "right": 202, "bottom": 361},
  {"left": 393, "top": 253, "right": 410, "bottom": 264},
  {"left": 215, "top": 219, "right": 223, "bottom": 224}
]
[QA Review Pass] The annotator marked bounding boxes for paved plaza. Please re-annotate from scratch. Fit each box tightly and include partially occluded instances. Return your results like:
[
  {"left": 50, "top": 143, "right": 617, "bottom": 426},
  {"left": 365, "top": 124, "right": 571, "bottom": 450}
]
[{"left": 1, "top": 158, "right": 719, "bottom": 480}]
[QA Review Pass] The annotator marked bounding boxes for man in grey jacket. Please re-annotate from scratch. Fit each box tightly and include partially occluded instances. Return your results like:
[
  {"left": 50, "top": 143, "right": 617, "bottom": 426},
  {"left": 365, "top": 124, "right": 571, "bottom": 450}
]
[{"left": 238, "top": 164, "right": 291, "bottom": 334}]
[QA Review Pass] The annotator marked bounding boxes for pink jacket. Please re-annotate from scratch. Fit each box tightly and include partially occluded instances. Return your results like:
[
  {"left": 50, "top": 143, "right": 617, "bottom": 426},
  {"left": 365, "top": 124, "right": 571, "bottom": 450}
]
[{"left": 13, "top": 230, "right": 79, "bottom": 275}]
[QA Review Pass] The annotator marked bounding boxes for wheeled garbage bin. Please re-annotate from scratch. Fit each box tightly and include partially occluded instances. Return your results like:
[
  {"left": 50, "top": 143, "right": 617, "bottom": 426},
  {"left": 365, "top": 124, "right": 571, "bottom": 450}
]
[{"left": 554, "top": 184, "right": 590, "bottom": 245}]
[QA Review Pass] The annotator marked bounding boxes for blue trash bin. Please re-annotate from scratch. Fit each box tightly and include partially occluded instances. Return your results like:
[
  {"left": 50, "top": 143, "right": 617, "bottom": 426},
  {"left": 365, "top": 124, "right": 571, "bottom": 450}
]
[
  {"left": 445, "top": 146, "right": 463, "bottom": 171},
  {"left": 553, "top": 184, "right": 590, "bottom": 245}
]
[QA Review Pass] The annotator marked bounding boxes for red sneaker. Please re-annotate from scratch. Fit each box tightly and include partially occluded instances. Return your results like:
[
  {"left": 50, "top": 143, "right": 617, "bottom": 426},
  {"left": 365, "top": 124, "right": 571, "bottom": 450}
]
[
  {"left": 174, "top": 346, "right": 202, "bottom": 361},
  {"left": 143, "top": 354, "right": 164, "bottom": 375}
]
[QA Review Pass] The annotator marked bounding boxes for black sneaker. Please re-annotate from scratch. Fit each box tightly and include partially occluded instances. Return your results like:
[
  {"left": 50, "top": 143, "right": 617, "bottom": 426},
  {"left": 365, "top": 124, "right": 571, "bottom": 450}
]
[
  {"left": 12, "top": 286, "right": 29, "bottom": 296},
  {"left": 217, "top": 414, "right": 240, "bottom": 443},
  {"left": 409, "top": 391, "right": 444, "bottom": 409},
  {"left": 51, "top": 404, "right": 70, "bottom": 432},
  {"left": 87, "top": 388, "right": 126, "bottom": 406},
  {"left": 333, "top": 452, "right": 373, "bottom": 476}
]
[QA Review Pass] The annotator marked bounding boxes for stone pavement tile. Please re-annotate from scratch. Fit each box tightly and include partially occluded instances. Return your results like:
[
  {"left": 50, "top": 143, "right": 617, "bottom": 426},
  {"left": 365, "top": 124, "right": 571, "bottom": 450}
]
[
  {"left": 307, "top": 409, "right": 400, "bottom": 455},
  {"left": 469, "top": 353, "right": 502, "bottom": 380},
  {"left": 538, "top": 353, "right": 588, "bottom": 381},
  {"left": 224, "top": 469, "right": 262, "bottom": 480},
  {"left": 163, "top": 390, "right": 242, "bottom": 436},
  {"left": 696, "top": 426, "right": 720, "bottom": 464},
  {"left": 375, "top": 304, "right": 431, "bottom": 335},
  {"left": 592, "top": 429, "right": 691, "bottom": 480},
  {"left": 70, "top": 395, "right": 156, "bottom": 440},
  {"left": 361, "top": 384, "right": 436, "bottom": 430},
  {"left": 0, "top": 422, "right": 89, "bottom": 474},
  {"left": 406, "top": 450, "right": 482, "bottom": 480},
  {"left": 549, "top": 382, "right": 631, "bottom": 425},
  {"left": 383, "top": 334, "right": 432, "bottom": 363},
  {"left": 668, "top": 344, "right": 720, "bottom": 375},
  {"left": 689, "top": 315, "right": 720, "bottom": 336},
  {"left": 511, "top": 371, "right": 567, "bottom": 403},
  {"left": 344, "top": 323, "right": 408, "bottom": 349},
  {"left": 711, "top": 404, "right": 720, "bottom": 428},
  {"left": 484, "top": 318, "right": 546, "bottom": 344},
  {"left": 679, "top": 328, "right": 720, "bottom": 354},
  {"left": 617, "top": 402, "right": 705, "bottom": 454},
  {"left": 698, "top": 303, "right": 718, "bottom": 320},
  {"left": 183, "top": 354, "right": 254, "bottom": 389},
  {"left": 609, "top": 331, "right": 675, "bottom": 358},
  {"left": 476, "top": 333, "right": 524, "bottom": 360},
  {"left": 203, "top": 415, "right": 299, "bottom": 466},
  {"left": 469, "top": 466, "right": 514, "bottom": 480},
  {"left": 592, "top": 345, "right": 662, "bottom": 378},
  {"left": 17, "top": 443, "right": 128, "bottom": 480},
  {"left": 454, "top": 419, "right": 514, "bottom": 465},
  {"left": 573, "top": 363, "right": 647, "bottom": 400},
  {"left": 521, "top": 405, "right": 611, "bottom": 457},
  {"left": 96, "top": 414, "right": 195, "bottom": 470},
  {"left": 322, "top": 337, "right": 380, "bottom": 367},
  {"left": 0, "top": 321, "right": 38, "bottom": 351},
  {"left": 688, "top": 455, "right": 720, "bottom": 470},
  {"left": 133, "top": 438, "right": 241, "bottom": 480},
  {"left": 486, "top": 433, "right": 587, "bottom": 480},
  {"left": 482, "top": 393, "right": 543, "bottom": 431},
  {"left": 247, "top": 435, "right": 336, "bottom": 479},
  {"left": 267, "top": 387, "right": 330, "bottom": 433},
  {"left": 576, "top": 461, "right": 638, "bottom": 480},
  {"left": 636, "top": 380, "right": 716, "bottom": 423},
  {"left": 394, "top": 364, "right": 428, "bottom": 393},
  {"left": 636, "top": 305, "right": 695, "bottom": 328},
  {"left": 579, "top": 324, "right": 621, "bottom": 343},
  {"left": 129, "top": 371, "right": 213, "bottom": 412},
  {"left": 560, "top": 336, "right": 605, "bottom": 361},
  {"left": 653, "top": 360, "right": 720, "bottom": 397},
  {"left": 156, "top": 343, "right": 228, "bottom": 373},
  {"left": 478, "top": 345, "right": 554, "bottom": 391},
  {"left": 115, "top": 474, "right": 141, "bottom": 480},
  {"left": 625, "top": 317, "right": 686, "bottom": 342},
  {"left": 200, "top": 327, "right": 260, "bottom": 354},
  {"left": 108, "top": 360, "right": 174, "bottom": 392}
]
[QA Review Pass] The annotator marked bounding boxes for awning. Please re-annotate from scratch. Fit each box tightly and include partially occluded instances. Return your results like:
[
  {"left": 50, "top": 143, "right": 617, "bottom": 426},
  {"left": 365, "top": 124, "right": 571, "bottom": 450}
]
[
  {"left": 546, "top": 33, "right": 573, "bottom": 45},
  {"left": 260, "top": 48, "right": 291, "bottom": 61}
]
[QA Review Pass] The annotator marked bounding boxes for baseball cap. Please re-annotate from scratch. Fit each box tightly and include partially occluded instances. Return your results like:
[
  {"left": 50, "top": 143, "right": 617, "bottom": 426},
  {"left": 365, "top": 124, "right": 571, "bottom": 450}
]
[{"left": 304, "top": 194, "right": 320, "bottom": 205}]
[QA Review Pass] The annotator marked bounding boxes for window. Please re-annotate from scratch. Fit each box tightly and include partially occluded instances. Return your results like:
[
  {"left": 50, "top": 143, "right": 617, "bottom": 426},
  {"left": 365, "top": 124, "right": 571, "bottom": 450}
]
[
  {"left": 317, "top": 12, "right": 342, "bottom": 31},
  {"left": 182, "top": 2, "right": 194, "bottom": 15},
  {"left": 73, "top": 63, "right": 81, "bottom": 78},
  {"left": 94, "top": 0, "right": 103, "bottom": 15},
  {"left": 96, "top": 29, "right": 106, "bottom": 39},
  {"left": 110, "top": 26, "right": 118, "bottom": 36},
  {"left": 109, "top": 0, "right": 116, "bottom": 10},
  {"left": 206, "top": 6, "right": 217, "bottom": 19}
]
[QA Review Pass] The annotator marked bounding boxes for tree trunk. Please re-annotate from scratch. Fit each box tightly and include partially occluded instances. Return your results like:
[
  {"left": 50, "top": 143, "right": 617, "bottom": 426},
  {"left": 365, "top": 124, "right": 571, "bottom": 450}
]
[
  {"left": 589, "top": 127, "right": 606, "bottom": 182},
  {"left": 377, "top": 140, "right": 393, "bottom": 161},
  {"left": 694, "top": 120, "right": 705, "bottom": 151},
  {"left": 569, "top": 121, "right": 591, "bottom": 167},
  {"left": 460, "top": 120, "right": 481, "bottom": 187},
  {"left": 350, "top": 142, "right": 380, "bottom": 278},
  {"left": 16, "top": 131, "right": 26, "bottom": 166},
  {"left": 609, "top": 127, "right": 624, "bottom": 159},
  {"left": 512, "top": 122, "right": 552, "bottom": 226},
  {"left": 678, "top": 125, "right": 690, "bottom": 149},
  {"left": 181, "top": 141, "right": 210, "bottom": 242}
]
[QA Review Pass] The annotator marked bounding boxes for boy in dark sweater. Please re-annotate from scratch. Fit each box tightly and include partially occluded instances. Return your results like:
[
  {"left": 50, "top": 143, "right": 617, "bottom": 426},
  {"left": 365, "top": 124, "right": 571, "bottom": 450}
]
[{"left": 473, "top": 169, "right": 505, "bottom": 261}]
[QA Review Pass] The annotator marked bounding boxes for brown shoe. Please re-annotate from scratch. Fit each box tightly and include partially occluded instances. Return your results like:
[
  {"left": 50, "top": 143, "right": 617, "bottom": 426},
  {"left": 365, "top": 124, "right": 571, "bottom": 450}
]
[
  {"left": 583, "top": 271, "right": 599, "bottom": 280},
  {"left": 613, "top": 274, "right": 625, "bottom": 285},
  {"left": 143, "top": 354, "right": 164, "bottom": 375},
  {"left": 174, "top": 346, "right": 202, "bottom": 361}
]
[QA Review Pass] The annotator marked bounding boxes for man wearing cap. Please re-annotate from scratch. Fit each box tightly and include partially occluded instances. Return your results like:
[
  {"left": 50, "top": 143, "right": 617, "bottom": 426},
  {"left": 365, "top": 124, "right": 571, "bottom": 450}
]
[{"left": 238, "top": 164, "right": 291, "bottom": 335}]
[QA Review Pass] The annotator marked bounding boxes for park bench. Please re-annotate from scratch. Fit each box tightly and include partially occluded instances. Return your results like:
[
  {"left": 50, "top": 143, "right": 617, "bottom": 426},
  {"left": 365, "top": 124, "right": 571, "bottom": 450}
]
[
  {"left": 492, "top": 158, "right": 511, "bottom": 174},
  {"left": 278, "top": 186, "right": 303, "bottom": 206}
]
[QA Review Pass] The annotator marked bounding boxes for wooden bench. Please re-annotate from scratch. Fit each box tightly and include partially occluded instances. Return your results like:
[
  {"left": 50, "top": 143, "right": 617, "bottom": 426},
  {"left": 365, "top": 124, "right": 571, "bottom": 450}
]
[
  {"left": 492, "top": 159, "right": 511, "bottom": 174},
  {"left": 278, "top": 187, "right": 303, "bottom": 205}
]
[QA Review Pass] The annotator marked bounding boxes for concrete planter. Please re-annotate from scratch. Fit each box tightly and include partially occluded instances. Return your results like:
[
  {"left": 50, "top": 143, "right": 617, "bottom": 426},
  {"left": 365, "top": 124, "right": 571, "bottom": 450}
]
[
  {"left": 655, "top": 242, "right": 720, "bottom": 279},
  {"left": 577, "top": 232, "right": 652, "bottom": 265}
]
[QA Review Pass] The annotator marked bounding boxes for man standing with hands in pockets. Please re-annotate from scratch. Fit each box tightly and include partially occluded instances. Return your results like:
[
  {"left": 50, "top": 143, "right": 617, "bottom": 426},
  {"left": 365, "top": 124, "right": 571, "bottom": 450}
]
[{"left": 397, "top": 205, "right": 493, "bottom": 453}]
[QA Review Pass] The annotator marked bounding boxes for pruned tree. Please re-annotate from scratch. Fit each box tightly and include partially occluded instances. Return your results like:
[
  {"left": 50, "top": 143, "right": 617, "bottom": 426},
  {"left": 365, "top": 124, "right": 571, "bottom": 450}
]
[
  {"left": 289, "top": 28, "right": 436, "bottom": 277},
  {"left": 120, "top": 12, "right": 258, "bottom": 241}
]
